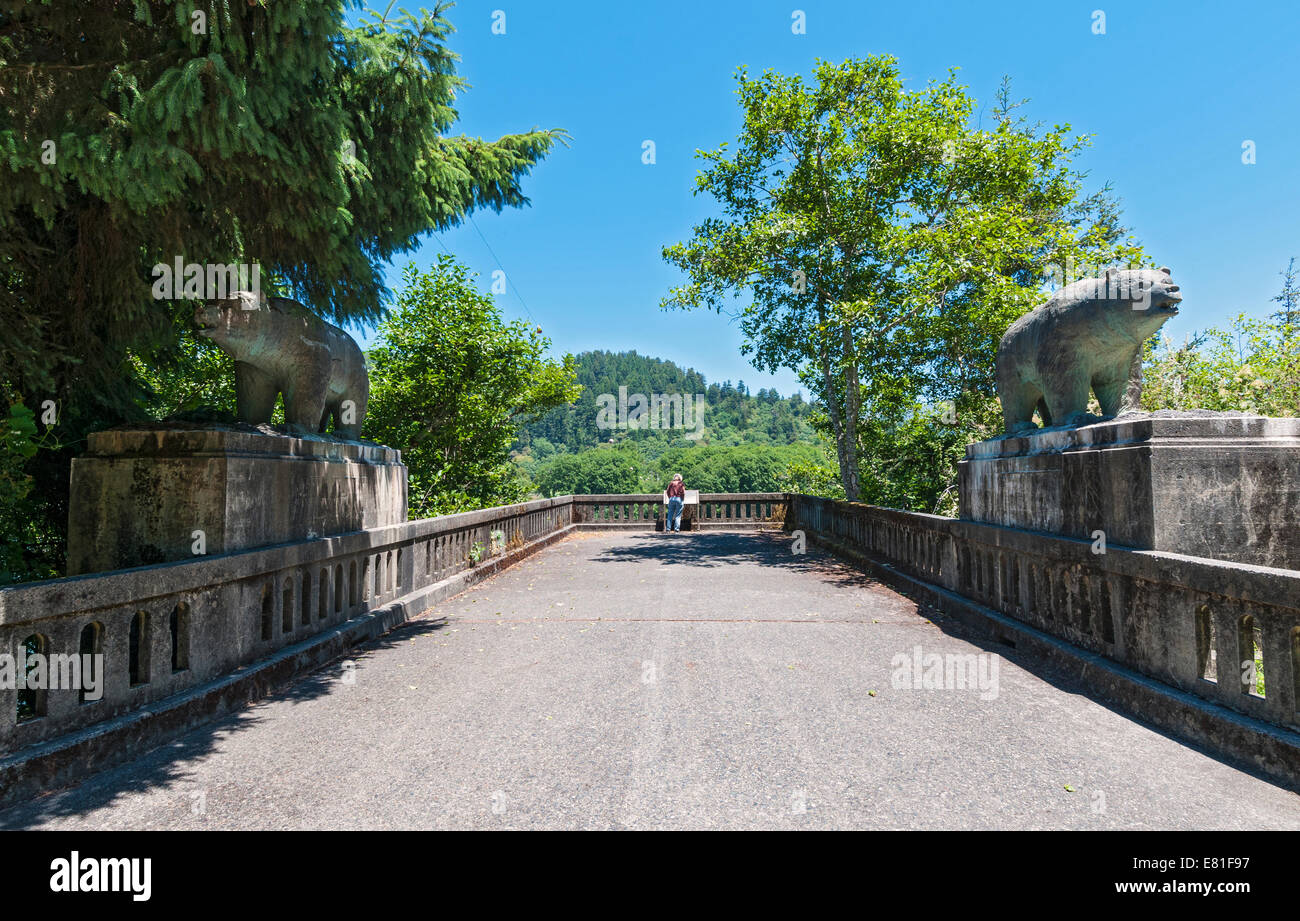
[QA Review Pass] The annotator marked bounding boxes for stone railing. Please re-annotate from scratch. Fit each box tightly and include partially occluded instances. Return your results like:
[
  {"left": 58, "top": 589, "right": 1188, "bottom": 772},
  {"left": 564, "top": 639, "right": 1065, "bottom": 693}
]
[
  {"left": 0, "top": 491, "right": 787, "bottom": 760},
  {"left": 697, "top": 493, "right": 787, "bottom": 527},
  {"left": 788, "top": 495, "right": 1300, "bottom": 731},
  {"left": 13, "top": 487, "right": 1293, "bottom": 779},
  {"left": 572, "top": 493, "right": 786, "bottom": 529},
  {"left": 0, "top": 496, "right": 574, "bottom": 756}
]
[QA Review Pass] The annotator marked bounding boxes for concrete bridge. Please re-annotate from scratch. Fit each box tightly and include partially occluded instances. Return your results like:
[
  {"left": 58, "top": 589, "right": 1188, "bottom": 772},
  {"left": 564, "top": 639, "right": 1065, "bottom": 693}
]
[{"left": 2, "top": 497, "right": 1299, "bottom": 829}]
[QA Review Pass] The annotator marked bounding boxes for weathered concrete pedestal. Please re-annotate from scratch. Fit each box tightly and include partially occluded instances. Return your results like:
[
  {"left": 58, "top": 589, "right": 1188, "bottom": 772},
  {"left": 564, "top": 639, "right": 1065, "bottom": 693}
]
[
  {"left": 67, "top": 425, "right": 407, "bottom": 574},
  {"left": 958, "top": 411, "right": 1300, "bottom": 570}
]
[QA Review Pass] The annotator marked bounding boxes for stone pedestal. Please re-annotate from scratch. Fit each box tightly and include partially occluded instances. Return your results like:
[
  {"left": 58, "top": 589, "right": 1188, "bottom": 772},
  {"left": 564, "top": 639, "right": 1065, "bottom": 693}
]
[
  {"left": 68, "top": 425, "right": 407, "bottom": 575},
  {"left": 958, "top": 411, "right": 1300, "bottom": 570}
]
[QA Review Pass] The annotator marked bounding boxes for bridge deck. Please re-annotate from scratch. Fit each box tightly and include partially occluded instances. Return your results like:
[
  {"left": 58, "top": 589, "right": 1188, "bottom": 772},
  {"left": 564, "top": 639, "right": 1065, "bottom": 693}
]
[{"left": 3, "top": 531, "right": 1298, "bottom": 829}]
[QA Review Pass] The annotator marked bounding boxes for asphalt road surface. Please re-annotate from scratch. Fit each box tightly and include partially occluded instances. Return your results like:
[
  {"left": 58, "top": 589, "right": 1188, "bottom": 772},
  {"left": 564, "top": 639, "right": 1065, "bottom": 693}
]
[{"left": 4, "top": 531, "right": 1298, "bottom": 830}]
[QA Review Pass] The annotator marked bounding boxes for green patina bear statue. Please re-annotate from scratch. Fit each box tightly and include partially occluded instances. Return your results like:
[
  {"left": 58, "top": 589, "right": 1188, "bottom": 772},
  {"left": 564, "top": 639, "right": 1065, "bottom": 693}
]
[
  {"left": 996, "top": 267, "right": 1183, "bottom": 434},
  {"left": 194, "top": 291, "right": 369, "bottom": 440}
]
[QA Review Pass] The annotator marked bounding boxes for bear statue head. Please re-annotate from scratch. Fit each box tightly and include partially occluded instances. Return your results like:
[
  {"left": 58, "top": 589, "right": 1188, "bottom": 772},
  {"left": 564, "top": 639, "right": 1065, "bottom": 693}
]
[
  {"left": 194, "top": 290, "right": 269, "bottom": 360},
  {"left": 1057, "top": 265, "right": 1183, "bottom": 336},
  {"left": 1109, "top": 265, "right": 1182, "bottom": 315}
]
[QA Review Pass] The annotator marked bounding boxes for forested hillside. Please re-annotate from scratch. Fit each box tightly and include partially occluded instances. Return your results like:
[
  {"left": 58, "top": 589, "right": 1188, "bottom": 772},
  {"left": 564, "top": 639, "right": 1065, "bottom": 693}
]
[
  {"left": 513, "top": 350, "right": 825, "bottom": 495},
  {"left": 519, "top": 350, "right": 814, "bottom": 452}
]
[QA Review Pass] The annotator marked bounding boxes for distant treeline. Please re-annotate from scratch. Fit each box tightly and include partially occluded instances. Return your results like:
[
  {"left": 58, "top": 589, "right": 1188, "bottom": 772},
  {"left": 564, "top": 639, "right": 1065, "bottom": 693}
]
[
  {"left": 521, "top": 441, "right": 828, "bottom": 497},
  {"left": 518, "top": 350, "right": 814, "bottom": 452},
  {"left": 512, "top": 350, "right": 826, "bottom": 495}
]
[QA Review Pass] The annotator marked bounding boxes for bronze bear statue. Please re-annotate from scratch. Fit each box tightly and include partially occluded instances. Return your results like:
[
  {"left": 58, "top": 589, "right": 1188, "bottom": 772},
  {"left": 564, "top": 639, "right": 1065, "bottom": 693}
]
[
  {"left": 194, "top": 291, "right": 369, "bottom": 440},
  {"left": 996, "top": 267, "right": 1182, "bottom": 433}
]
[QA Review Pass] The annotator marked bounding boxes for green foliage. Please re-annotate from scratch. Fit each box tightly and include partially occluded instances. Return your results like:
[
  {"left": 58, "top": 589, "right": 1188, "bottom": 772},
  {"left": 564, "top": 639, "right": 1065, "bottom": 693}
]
[
  {"left": 514, "top": 349, "right": 823, "bottom": 497},
  {"left": 0, "top": 3, "right": 562, "bottom": 581},
  {"left": 776, "top": 452, "right": 845, "bottom": 500},
  {"left": 128, "top": 314, "right": 237, "bottom": 422},
  {"left": 1271, "top": 258, "right": 1299, "bottom": 326},
  {"left": 0, "top": 401, "right": 60, "bottom": 584},
  {"left": 366, "top": 257, "right": 580, "bottom": 518},
  {"left": 533, "top": 442, "right": 646, "bottom": 496},
  {"left": 663, "top": 58, "right": 1143, "bottom": 502},
  {"left": 516, "top": 348, "right": 828, "bottom": 497},
  {"left": 531, "top": 440, "right": 825, "bottom": 497},
  {"left": 1142, "top": 313, "right": 1300, "bottom": 417},
  {"left": 519, "top": 349, "right": 815, "bottom": 452},
  {"left": 856, "top": 392, "right": 1001, "bottom": 515},
  {"left": 654, "top": 443, "right": 822, "bottom": 493}
]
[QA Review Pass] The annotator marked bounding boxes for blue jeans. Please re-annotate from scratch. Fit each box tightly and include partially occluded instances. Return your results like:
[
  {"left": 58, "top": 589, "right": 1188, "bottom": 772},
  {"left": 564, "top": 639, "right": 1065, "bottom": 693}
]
[{"left": 666, "top": 496, "right": 684, "bottom": 531}]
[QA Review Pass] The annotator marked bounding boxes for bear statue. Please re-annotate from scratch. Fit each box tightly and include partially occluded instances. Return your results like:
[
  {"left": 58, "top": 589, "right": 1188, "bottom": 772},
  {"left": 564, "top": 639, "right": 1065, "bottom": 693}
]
[
  {"left": 194, "top": 290, "right": 369, "bottom": 440},
  {"left": 995, "top": 266, "right": 1183, "bottom": 434}
]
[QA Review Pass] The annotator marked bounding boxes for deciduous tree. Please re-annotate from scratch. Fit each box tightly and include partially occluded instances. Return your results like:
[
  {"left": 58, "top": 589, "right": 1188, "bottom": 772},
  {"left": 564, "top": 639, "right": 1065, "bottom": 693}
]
[
  {"left": 366, "top": 258, "right": 579, "bottom": 517},
  {"left": 663, "top": 58, "right": 1143, "bottom": 501}
]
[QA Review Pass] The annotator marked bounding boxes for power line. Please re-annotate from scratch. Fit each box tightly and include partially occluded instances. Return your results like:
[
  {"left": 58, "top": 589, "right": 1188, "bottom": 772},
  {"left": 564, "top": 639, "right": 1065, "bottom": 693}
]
[{"left": 466, "top": 213, "right": 539, "bottom": 326}]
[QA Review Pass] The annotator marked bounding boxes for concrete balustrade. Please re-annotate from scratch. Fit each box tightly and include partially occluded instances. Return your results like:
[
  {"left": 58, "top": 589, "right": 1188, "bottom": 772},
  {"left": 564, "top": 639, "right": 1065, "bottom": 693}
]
[
  {"left": 571, "top": 493, "right": 785, "bottom": 530},
  {"left": 0, "top": 496, "right": 574, "bottom": 756},
  {"left": 787, "top": 495, "right": 1300, "bottom": 732},
  {"left": 6, "top": 488, "right": 1300, "bottom": 798}
]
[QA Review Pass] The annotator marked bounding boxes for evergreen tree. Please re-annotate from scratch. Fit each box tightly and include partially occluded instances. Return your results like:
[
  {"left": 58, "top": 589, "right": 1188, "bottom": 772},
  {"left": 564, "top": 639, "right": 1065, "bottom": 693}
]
[
  {"left": 2, "top": 1, "right": 562, "bottom": 403},
  {"left": 1271, "top": 257, "right": 1299, "bottom": 326},
  {"left": 0, "top": 1, "right": 563, "bottom": 579}
]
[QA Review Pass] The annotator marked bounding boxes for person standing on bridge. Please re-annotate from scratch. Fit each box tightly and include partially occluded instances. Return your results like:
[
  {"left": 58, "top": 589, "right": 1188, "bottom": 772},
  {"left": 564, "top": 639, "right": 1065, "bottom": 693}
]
[{"left": 665, "top": 473, "right": 686, "bottom": 532}]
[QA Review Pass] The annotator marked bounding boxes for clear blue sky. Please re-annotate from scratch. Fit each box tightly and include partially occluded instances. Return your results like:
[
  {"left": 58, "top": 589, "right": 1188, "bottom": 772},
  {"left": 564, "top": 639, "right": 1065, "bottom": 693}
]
[{"left": 351, "top": 0, "right": 1300, "bottom": 396}]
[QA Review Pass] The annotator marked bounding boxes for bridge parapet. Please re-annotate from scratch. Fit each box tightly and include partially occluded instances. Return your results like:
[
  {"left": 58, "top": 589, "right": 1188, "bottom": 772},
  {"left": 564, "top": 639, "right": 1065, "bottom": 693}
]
[
  {"left": 0, "top": 491, "right": 786, "bottom": 763},
  {"left": 0, "top": 496, "right": 574, "bottom": 757},
  {"left": 788, "top": 495, "right": 1300, "bottom": 732},
  {"left": 7, "top": 489, "right": 1300, "bottom": 800},
  {"left": 572, "top": 493, "right": 785, "bottom": 530}
]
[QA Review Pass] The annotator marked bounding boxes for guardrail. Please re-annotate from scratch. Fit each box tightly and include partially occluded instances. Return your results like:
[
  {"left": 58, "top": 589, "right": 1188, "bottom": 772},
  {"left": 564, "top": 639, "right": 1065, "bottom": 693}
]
[
  {"left": 572, "top": 493, "right": 786, "bottom": 529},
  {"left": 0, "top": 496, "right": 574, "bottom": 755},
  {"left": 787, "top": 495, "right": 1300, "bottom": 732},
  {"left": 9, "top": 488, "right": 1297, "bottom": 781},
  {"left": 0, "top": 491, "right": 784, "bottom": 759}
]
